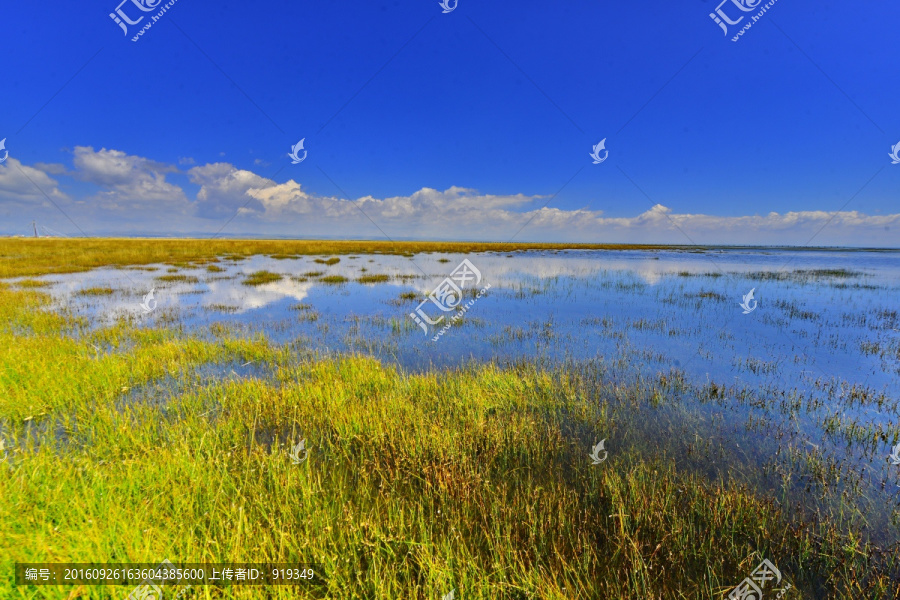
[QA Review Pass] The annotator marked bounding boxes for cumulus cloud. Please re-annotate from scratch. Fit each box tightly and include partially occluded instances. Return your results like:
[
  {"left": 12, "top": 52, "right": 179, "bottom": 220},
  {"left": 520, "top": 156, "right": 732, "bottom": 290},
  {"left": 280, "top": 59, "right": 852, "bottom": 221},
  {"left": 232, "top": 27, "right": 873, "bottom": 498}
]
[
  {"left": 188, "top": 162, "right": 277, "bottom": 218},
  {"left": 33, "top": 162, "right": 70, "bottom": 176},
  {"left": 72, "top": 146, "right": 187, "bottom": 211},
  {"left": 654, "top": 205, "right": 900, "bottom": 246},
  {"left": 3, "top": 147, "right": 897, "bottom": 246},
  {"left": 240, "top": 181, "right": 541, "bottom": 224},
  {"left": 0, "top": 158, "right": 70, "bottom": 205},
  {"left": 185, "top": 162, "right": 900, "bottom": 244},
  {"left": 246, "top": 180, "right": 319, "bottom": 215},
  {"left": 477, "top": 203, "right": 900, "bottom": 245}
]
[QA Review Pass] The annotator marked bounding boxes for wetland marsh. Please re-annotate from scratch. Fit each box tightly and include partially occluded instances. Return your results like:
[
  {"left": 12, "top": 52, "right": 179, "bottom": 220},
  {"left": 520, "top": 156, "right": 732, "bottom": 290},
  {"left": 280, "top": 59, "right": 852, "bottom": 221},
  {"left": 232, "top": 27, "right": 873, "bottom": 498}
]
[{"left": 2, "top": 240, "right": 899, "bottom": 599}]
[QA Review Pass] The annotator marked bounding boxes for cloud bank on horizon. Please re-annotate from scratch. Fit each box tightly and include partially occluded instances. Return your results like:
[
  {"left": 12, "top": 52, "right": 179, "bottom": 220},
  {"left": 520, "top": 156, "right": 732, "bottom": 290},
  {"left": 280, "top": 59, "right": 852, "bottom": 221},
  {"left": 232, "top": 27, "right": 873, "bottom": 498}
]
[{"left": 1, "top": 146, "right": 896, "bottom": 246}]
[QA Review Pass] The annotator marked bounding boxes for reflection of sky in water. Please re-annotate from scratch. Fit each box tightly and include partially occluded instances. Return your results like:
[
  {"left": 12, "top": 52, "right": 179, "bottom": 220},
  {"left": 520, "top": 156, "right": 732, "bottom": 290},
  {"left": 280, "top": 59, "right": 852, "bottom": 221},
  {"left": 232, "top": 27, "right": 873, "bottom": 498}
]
[
  {"left": 12, "top": 247, "right": 900, "bottom": 545},
  {"left": 17, "top": 249, "right": 900, "bottom": 401}
]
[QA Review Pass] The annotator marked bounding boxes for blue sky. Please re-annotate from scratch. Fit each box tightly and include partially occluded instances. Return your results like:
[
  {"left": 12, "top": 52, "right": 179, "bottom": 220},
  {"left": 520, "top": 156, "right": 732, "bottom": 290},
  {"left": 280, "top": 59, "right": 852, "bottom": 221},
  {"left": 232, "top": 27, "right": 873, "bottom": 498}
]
[{"left": 1, "top": 0, "right": 898, "bottom": 244}]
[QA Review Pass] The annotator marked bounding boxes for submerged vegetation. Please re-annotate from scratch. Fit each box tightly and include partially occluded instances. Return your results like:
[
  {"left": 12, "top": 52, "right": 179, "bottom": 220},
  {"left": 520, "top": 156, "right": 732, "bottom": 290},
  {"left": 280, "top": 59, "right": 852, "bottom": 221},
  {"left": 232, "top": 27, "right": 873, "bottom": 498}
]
[
  {"left": 1, "top": 240, "right": 899, "bottom": 598},
  {"left": 1, "top": 283, "right": 896, "bottom": 598}
]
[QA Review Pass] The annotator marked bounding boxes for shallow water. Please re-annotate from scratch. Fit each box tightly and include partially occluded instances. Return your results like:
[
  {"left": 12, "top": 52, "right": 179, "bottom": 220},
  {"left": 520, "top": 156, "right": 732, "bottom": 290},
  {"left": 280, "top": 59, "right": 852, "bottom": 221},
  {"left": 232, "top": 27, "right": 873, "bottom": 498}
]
[
  {"left": 11, "top": 247, "right": 900, "bottom": 544},
  {"left": 23, "top": 248, "right": 899, "bottom": 391}
]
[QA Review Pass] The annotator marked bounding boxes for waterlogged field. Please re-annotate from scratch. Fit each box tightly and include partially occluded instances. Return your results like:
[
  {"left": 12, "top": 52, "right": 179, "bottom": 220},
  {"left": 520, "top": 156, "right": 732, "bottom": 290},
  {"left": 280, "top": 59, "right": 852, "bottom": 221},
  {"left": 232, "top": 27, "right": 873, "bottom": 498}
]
[{"left": 2, "top": 240, "right": 899, "bottom": 599}]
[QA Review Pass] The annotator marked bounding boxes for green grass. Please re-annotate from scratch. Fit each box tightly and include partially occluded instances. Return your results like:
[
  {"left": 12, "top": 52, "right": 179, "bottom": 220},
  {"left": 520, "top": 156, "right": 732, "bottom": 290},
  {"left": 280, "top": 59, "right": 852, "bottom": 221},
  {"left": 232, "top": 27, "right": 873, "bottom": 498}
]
[
  {"left": 242, "top": 271, "right": 284, "bottom": 286},
  {"left": 1, "top": 243, "right": 898, "bottom": 598},
  {"left": 313, "top": 257, "right": 341, "bottom": 266},
  {"left": 1, "top": 294, "right": 894, "bottom": 597},
  {"left": 0, "top": 239, "right": 820, "bottom": 279},
  {"left": 74, "top": 286, "right": 115, "bottom": 296},
  {"left": 319, "top": 275, "right": 348, "bottom": 285},
  {"left": 16, "top": 279, "right": 52, "bottom": 288},
  {"left": 356, "top": 274, "right": 391, "bottom": 284},
  {"left": 389, "top": 291, "right": 422, "bottom": 307},
  {"left": 156, "top": 274, "right": 200, "bottom": 284}
]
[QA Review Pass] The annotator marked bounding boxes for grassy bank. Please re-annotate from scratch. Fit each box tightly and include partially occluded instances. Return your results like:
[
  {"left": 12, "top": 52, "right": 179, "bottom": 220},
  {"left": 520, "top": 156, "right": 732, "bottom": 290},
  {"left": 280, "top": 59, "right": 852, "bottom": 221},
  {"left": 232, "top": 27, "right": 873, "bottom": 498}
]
[
  {"left": 1, "top": 281, "right": 897, "bottom": 599},
  {"left": 2, "top": 238, "right": 889, "bottom": 279},
  {"left": 0, "top": 239, "right": 686, "bottom": 279}
]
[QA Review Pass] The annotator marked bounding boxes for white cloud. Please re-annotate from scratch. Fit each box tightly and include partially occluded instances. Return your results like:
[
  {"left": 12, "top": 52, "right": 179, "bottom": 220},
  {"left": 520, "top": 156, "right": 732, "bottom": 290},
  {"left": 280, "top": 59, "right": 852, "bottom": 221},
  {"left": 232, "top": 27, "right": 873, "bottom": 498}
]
[
  {"left": 72, "top": 146, "right": 187, "bottom": 211},
  {"left": 655, "top": 205, "right": 900, "bottom": 246},
  {"left": 33, "top": 162, "right": 70, "bottom": 176},
  {"left": 241, "top": 181, "right": 541, "bottom": 224},
  {"left": 3, "top": 149, "right": 897, "bottom": 246},
  {"left": 246, "top": 180, "right": 328, "bottom": 216},
  {"left": 480, "top": 203, "right": 899, "bottom": 245},
  {"left": 188, "top": 162, "right": 275, "bottom": 218},
  {"left": 189, "top": 162, "right": 900, "bottom": 245},
  {"left": 0, "top": 158, "right": 70, "bottom": 205}
]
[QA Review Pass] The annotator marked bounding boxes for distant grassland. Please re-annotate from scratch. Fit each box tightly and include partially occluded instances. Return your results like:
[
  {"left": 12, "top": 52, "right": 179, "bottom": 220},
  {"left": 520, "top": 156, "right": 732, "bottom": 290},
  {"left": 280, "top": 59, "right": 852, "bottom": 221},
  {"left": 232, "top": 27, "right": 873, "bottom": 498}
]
[
  {"left": 0, "top": 239, "right": 675, "bottom": 278},
  {"left": 0, "top": 238, "right": 886, "bottom": 279}
]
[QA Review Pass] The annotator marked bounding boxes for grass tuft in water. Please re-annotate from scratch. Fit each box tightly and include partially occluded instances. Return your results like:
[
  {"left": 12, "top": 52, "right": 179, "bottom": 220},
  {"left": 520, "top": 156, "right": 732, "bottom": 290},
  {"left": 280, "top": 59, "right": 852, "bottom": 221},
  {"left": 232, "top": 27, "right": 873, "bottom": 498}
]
[
  {"left": 320, "top": 275, "right": 348, "bottom": 284},
  {"left": 156, "top": 274, "right": 200, "bottom": 283},
  {"left": 75, "top": 286, "right": 115, "bottom": 296},
  {"left": 357, "top": 274, "right": 391, "bottom": 284},
  {"left": 242, "top": 270, "right": 284, "bottom": 286},
  {"left": 313, "top": 257, "right": 341, "bottom": 266}
]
